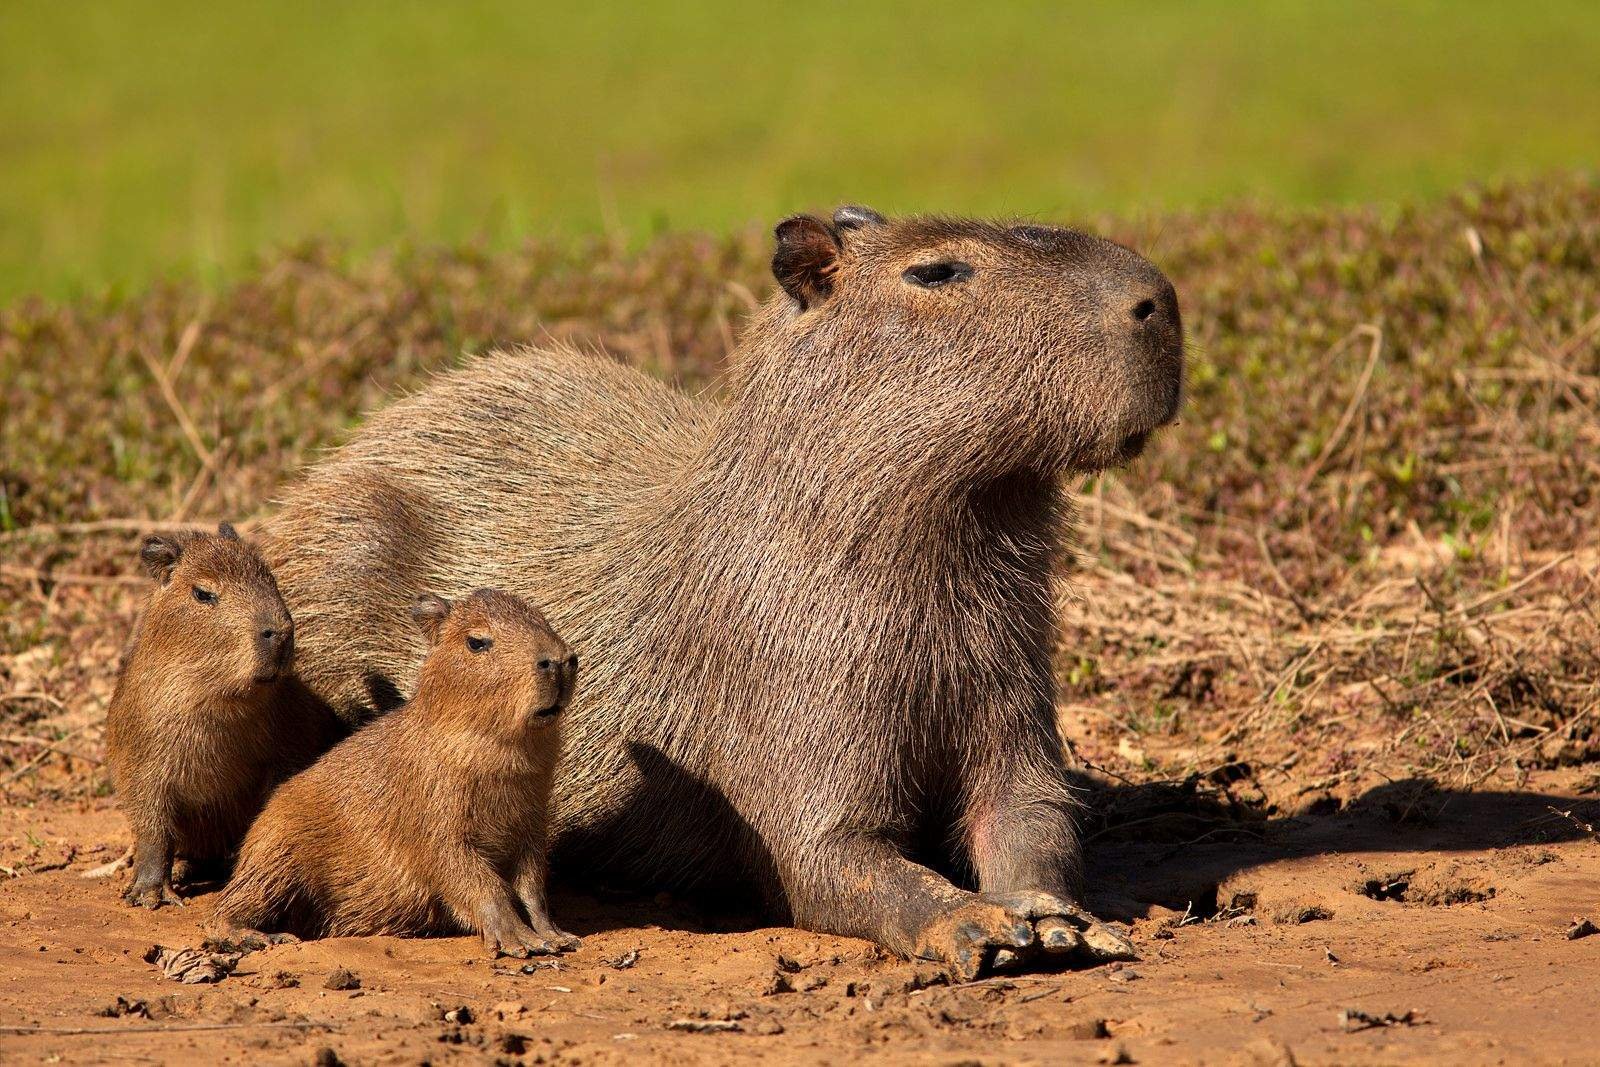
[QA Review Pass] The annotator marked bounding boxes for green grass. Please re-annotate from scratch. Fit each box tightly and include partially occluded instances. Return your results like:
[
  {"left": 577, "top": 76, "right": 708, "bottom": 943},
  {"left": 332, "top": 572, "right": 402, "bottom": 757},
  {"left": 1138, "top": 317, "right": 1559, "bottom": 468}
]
[{"left": 3, "top": 0, "right": 1599, "bottom": 299}]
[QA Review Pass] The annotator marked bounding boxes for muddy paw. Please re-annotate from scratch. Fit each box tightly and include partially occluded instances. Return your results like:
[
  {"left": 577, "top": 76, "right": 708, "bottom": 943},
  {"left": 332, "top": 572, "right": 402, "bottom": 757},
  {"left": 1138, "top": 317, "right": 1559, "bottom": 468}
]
[
  {"left": 913, "top": 898, "right": 1036, "bottom": 982},
  {"left": 123, "top": 879, "right": 183, "bottom": 910},
  {"left": 987, "top": 890, "right": 1137, "bottom": 965}
]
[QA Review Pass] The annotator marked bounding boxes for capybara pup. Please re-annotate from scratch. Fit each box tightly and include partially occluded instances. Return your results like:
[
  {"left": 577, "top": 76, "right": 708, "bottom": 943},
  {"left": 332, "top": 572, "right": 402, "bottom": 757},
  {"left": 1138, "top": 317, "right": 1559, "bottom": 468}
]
[
  {"left": 262, "top": 206, "right": 1183, "bottom": 978},
  {"left": 105, "top": 522, "right": 341, "bottom": 908},
  {"left": 214, "top": 589, "right": 580, "bottom": 957}
]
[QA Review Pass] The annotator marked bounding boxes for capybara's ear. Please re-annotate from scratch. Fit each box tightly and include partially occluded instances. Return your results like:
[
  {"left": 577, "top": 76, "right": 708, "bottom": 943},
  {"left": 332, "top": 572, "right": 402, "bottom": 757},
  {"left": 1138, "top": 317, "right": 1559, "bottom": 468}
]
[
  {"left": 410, "top": 593, "right": 453, "bottom": 646},
  {"left": 139, "top": 535, "right": 183, "bottom": 583},
  {"left": 217, "top": 521, "right": 240, "bottom": 542},
  {"left": 772, "top": 215, "right": 843, "bottom": 310},
  {"left": 832, "top": 204, "right": 885, "bottom": 231}
]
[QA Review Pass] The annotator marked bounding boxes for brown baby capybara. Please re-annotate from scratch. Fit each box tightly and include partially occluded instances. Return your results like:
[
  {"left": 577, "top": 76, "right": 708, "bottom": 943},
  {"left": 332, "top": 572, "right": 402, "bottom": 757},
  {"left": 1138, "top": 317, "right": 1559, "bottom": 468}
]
[
  {"left": 260, "top": 206, "right": 1184, "bottom": 979},
  {"left": 105, "top": 523, "right": 341, "bottom": 908},
  {"left": 213, "top": 589, "right": 580, "bottom": 957}
]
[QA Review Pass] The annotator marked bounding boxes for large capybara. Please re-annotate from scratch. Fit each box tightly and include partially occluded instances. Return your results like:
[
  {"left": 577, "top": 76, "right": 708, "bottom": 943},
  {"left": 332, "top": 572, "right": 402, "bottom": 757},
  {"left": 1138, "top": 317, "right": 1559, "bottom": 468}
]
[
  {"left": 260, "top": 206, "right": 1184, "bottom": 979},
  {"left": 214, "top": 589, "right": 580, "bottom": 956},
  {"left": 105, "top": 523, "right": 341, "bottom": 907}
]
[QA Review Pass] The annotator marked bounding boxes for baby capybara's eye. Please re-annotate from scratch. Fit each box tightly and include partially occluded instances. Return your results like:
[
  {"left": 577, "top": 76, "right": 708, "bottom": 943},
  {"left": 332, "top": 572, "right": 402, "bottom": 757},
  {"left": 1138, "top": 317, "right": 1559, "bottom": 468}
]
[
  {"left": 192, "top": 586, "right": 219, "bottom": 606},
  {"left": 903, "top": 262, "right": 973, "bottom": 289},
  {"left": 466, "top": 635, "right": 492, "bottom": 653}
]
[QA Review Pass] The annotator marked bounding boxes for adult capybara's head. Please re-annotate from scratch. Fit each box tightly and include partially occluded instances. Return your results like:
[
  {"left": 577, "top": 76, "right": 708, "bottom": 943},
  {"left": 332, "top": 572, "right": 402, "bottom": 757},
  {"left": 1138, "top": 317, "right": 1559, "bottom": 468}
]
[
  {"left": 136, "top": 523, "right": 293, "bottom": 691},
  {"left": 751, "top": 205, "right": 1184, "bottom": 477},
  {"left": 410, "top": 589, "right": 577, "bottom": 732}
]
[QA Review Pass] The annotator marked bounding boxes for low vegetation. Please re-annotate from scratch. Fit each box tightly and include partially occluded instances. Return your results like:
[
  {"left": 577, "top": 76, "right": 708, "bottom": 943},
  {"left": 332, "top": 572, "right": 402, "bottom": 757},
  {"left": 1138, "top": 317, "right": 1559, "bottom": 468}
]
[{"left": 3, "top": 177, "right": 1598, "bottom": 808}]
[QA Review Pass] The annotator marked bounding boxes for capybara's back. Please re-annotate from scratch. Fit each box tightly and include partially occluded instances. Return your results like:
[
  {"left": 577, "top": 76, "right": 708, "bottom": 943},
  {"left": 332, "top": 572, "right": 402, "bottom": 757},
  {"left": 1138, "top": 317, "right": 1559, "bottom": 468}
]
[
  {"left": 262, "top": 206, "right": 1183, "bottom": 978},
  {"left": 264, "top": 346, "right": 709, "bottom": 719}
]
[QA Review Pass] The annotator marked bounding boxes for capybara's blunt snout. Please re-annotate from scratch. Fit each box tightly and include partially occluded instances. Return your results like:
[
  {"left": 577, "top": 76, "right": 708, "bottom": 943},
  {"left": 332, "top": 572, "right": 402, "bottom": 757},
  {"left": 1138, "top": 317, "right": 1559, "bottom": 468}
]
[
  {"left": 1101, "top": 267, "right": 1184, "bottom": 447},
  {"left": 254, "top": 612, "right": 293, "bottom": 683},
  {"left": 536, "top": 651, "right": 578, "bottom": 716}
]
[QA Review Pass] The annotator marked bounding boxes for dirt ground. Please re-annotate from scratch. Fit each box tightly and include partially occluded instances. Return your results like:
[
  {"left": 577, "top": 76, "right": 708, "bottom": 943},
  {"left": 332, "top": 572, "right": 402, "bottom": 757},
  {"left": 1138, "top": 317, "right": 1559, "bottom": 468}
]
[{"left": 3, "top": 768, "right": 1597, "bottom": 1066}]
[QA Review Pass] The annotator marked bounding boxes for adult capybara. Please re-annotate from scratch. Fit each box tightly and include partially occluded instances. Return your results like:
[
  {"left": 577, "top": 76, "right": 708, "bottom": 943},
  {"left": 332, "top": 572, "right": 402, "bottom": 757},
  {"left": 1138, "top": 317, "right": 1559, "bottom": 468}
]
[
  {"left": 261, "top": 206, "right": 1184, "bottom": 979},
  {"left": 105, "top": 523, "right": 341, "bottom": 907},
  {"left": 214, "top": 589, "right": 579, "bottom": 955}
]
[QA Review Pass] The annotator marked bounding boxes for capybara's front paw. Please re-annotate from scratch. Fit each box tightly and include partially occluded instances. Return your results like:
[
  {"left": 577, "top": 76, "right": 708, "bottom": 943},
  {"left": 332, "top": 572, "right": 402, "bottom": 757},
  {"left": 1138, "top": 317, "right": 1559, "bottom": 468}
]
[
  {"left": 123, "top": 878, "right": 183, "bottom": 910},
  {"left": 985, "top": 890, "right": 1137, "bottom": 966},
  {"left": 544, "top": 927, "right": 582, "bottom": 953},
  {"left": 913, "top": 898, "right": 1036, "bottom": 982},
  {"left": 481, "top": 922, "right": 558, "bottom": 959}
]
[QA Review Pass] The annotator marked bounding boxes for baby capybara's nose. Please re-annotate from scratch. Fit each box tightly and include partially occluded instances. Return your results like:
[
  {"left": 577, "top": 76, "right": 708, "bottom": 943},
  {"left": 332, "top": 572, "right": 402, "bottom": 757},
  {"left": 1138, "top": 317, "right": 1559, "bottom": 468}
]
[{"left": 257, "top": 620, "right": 293, "bottom": 669}]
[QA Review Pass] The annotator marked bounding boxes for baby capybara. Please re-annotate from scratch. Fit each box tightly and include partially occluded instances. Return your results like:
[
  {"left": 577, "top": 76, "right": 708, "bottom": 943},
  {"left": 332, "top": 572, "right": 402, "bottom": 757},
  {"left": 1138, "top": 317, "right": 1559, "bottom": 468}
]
[
  {"left": 105, "top": 523, "right": 340, "bottom": 908},
  {"left": 214, "top": 589, "right": 580, "bottom": 957}
]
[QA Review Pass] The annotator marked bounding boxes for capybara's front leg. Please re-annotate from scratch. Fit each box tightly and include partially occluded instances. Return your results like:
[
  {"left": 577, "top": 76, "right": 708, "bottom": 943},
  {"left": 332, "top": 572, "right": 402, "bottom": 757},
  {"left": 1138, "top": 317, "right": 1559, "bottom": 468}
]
[
  {"left": 436, "top": 846, "right": 556, "bottom": 959},
  {"left": 966, "top": 759, "right": 1135, "bottom": 965},
  {"left": 786, "top": 832, "right": 1038, "bottom": 982},
  {"left": 124, "top": 825, "right": 181, "bottom": 909},
  {"left": 512, "top": 848, "right": 581, "bottom": 952}
]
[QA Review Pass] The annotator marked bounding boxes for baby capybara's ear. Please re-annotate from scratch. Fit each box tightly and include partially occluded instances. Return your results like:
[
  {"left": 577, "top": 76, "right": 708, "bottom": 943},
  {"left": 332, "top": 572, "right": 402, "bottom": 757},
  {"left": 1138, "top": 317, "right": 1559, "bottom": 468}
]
[
  {"left": 831, "top": 204, "right": 885, "bottom": 231},
  {"left": 138, "top": 535, "right": 183, "bottom": 583},
  {"left": 409, "top": 593, "right": 453, "bottom": 647},
  {"left": 772, "top": 214, "right": 843, "bottom": 310},
  {"left": 217, "top": 521, "right": 240, "bottom": 541}
]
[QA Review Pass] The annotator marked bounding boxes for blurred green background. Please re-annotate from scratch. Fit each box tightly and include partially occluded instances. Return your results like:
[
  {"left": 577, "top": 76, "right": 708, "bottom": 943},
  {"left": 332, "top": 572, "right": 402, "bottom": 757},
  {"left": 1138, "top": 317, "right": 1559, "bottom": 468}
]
[{"left": 3, "top": 0, "right": 1598, "bottom": 300}]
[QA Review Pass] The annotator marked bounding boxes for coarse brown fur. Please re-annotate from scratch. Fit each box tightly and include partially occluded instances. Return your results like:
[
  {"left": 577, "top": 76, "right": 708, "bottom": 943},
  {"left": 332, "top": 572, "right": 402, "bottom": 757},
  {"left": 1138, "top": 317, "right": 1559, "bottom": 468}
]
[
  {"left": 260, "top": 208, "right": 1184, "bottom": 979},
  {"left": 105, "top": 524, "right": 341, "bottom": 908},
  {"left": 214, "top": 589, "right": 580, "bottom": 957}
]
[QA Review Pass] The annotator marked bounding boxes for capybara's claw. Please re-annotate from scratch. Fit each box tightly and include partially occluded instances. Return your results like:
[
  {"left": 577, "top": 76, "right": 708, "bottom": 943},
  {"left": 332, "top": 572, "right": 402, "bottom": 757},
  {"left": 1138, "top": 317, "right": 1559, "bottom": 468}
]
[
  {"left": 1077, "top": 919, "right": 1137, "bottom": 961},
  {"left": 915, "top": 899, "right": 1036, "bottom": 982},
  {"left": 123, "top": 880, "right": 183, "bottom": 909},
  {"left": 985, "top": 891, "right": 1137, "bottom": 964},
  {"left": 548, "top": 930, "right": 582, "bottom": 952},
  {"left": 1036, "top": 916, "right": 1087, "bottom": 954}
]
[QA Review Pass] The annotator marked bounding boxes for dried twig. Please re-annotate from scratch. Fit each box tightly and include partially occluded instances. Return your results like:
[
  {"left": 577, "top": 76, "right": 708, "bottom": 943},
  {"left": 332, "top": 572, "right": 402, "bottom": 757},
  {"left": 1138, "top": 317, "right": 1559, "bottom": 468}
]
[
  {"left": 135, "top": 342, "right": 215, "bottom": 469},
  {"left": 1297, "top": 324, "right": 1383, "bottom": 492}
]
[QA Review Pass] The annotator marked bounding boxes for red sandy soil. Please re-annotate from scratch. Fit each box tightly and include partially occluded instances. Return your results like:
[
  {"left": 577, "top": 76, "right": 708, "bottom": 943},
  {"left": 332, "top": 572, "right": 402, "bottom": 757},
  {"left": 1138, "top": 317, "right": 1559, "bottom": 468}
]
[{"left": 3, "top": 771, "right": 1597, "bottom": 1066}]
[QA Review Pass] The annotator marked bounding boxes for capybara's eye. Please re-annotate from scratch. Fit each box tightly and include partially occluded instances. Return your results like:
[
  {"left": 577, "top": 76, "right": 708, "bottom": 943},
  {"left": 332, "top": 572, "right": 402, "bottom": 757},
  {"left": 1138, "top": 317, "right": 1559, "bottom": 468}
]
[
  {"left": 903, "top": 262, "right": 973, "bottom": 289},
  {"left": 567, "top": 654, "right": 579, "bottom": 671},
  {"left": 467, "top": 635, "right": 492, "bottom": 653},
  {"left": 192, "top": 585, "right": 218, "bottom": 606}
]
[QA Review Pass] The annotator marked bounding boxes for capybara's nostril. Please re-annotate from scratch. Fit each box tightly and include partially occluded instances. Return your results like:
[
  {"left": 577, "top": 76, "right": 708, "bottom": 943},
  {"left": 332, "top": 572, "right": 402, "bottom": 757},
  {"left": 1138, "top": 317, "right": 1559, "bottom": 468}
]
[{"left": 1130, "top": 297, "right": 1158, "bottom": 323}]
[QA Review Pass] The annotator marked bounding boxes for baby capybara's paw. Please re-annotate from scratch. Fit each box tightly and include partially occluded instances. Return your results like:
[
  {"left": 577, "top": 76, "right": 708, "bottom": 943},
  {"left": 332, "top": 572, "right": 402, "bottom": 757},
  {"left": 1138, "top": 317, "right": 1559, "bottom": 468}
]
[
  {"left": 480, "top": 920, "right": 561, "bottom": 960},
  {"left": 123, "top": 877, "right": 182, "bottom": 910},
  {"left": 542, "top": 928, "right": 582, "bottom": 953}
]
